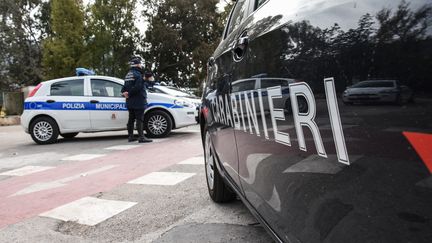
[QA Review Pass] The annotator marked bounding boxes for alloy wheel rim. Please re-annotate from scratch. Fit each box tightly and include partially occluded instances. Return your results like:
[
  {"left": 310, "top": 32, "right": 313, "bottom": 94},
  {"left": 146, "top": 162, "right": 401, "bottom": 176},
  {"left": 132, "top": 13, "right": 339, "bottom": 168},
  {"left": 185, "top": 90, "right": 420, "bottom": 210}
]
[
  {"left": 205, "top": 132, "right": 215, "bottom": 190},
  {"left": 148, "top": 115, "right": 168, "bottom": 135},
  {"left": 33, "top": 121, "right": 53, "bottom": 141}
]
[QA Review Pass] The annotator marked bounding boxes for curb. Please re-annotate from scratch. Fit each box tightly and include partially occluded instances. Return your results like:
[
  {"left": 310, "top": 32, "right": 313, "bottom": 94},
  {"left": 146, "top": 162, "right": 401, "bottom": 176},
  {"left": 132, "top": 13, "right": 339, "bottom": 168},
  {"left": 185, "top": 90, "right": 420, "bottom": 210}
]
[{"left": 0, "top": 116, "right": 21, "bottom": 126}]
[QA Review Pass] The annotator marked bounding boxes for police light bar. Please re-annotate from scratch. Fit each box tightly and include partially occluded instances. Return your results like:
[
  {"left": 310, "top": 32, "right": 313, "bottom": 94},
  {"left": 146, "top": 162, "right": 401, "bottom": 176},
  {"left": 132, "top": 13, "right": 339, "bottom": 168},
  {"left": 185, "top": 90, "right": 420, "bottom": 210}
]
[{"left": 76, "top": 68, "right": 95, "bottom": 76}]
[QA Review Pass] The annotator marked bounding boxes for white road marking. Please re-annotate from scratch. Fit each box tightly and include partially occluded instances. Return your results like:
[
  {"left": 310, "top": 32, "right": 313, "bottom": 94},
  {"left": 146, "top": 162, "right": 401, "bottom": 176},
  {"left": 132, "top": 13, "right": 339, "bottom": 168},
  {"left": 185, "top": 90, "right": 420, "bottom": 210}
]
[
  {"left": 61, "top": 154, "right": 105, "bottom": 161},
  {"left": 283, "top": 154, "right": 362, "bottom": 174},
  {"left": 0, "top": 152, "right": 67, "bottom": 169},
  {"left": 0, "top": 166, "right": 55, "bottom": 176},
  {"left": 11, "top": 165, "right": 118, "bottom": 196},
  {"left": 416, "top": 176, "right": 432, "bottom": 189},
  {"left": 178, "top": 157, "right": 204, "bottom": 165},
  {"left": 128, "top": 172, "right": 196, "bottom": 186},
  {"left": 40, "top": 197, "right": 137, "bottom": 226},
  {"left": 105, "top": 145, "right": 141, "bottom": 150},
  {"left": 152, "top": 138, "right": 167, "bottom": 143}
]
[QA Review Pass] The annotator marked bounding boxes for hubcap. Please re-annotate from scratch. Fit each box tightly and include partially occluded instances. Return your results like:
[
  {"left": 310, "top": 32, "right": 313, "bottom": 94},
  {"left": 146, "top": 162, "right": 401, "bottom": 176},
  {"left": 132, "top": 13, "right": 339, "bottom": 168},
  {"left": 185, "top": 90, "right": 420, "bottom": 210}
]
[
  {"left": 205, "top": 132, "right": 215, "bottom": 190},
  {"left": 33, "top": 121, "right": 53, "bottom": 142},
  {"left": 148, "top": 115, "right": 168, "bottom": 135}
]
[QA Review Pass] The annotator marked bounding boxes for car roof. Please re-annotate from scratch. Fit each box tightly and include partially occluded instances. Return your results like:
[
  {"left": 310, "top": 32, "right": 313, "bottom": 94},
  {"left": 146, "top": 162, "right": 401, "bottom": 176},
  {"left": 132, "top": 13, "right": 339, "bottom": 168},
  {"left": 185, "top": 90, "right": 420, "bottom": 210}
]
[{"left": 41, "top": 76, "right": 124, "bottom": 85}]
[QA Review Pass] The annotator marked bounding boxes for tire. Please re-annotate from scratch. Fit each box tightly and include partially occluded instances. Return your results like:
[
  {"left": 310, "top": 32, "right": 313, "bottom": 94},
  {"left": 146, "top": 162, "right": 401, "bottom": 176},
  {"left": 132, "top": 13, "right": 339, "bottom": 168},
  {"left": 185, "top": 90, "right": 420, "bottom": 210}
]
[
  {"left": 60, "top": 132, "right": 79, "bottom": 139},
  {"left": 204, "top": 131, "right": 235, "bottom": 203},
  {"left": 29, "top": 116, "right": 59, "bottom": 145},
  {"left": 144, "top": 110, "right": 173, "bottom": 138}
]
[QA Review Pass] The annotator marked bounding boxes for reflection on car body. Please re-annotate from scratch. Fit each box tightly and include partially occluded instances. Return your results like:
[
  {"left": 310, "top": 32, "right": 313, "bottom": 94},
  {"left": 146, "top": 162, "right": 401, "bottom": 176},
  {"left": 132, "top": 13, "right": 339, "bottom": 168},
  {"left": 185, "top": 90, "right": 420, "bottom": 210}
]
[
  {"left": 200, "top": 0, "right": 432, "bottom": 242},
  {"left": 342, "top": 79, "right": 414, "bottom": 105}
]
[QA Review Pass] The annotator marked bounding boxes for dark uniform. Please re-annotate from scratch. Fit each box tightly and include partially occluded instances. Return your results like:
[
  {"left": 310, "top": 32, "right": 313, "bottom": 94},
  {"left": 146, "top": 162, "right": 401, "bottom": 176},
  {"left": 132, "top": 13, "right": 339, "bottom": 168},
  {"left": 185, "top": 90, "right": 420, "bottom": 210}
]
[{"left": 121, "top": 59, "right": 152, "bottom": 143}]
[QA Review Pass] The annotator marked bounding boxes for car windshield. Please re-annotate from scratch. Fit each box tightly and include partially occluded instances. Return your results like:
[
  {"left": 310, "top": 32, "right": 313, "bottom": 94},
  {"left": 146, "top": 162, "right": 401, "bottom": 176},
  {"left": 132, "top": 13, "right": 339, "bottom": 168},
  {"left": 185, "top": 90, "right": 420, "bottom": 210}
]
[
  {"left": 351, "top": 80, "right": 395, "bottom": 88},
  {"left": 157, "top": 86, "right": 197, "bottom": 98}
]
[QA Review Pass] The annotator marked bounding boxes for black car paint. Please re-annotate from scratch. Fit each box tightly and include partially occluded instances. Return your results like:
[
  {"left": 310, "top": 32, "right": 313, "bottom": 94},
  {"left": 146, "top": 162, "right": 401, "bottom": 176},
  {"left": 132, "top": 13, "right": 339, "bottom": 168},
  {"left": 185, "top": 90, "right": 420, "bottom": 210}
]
[{"left": 202, "top": 0, "right": 432, "bottom": 242}]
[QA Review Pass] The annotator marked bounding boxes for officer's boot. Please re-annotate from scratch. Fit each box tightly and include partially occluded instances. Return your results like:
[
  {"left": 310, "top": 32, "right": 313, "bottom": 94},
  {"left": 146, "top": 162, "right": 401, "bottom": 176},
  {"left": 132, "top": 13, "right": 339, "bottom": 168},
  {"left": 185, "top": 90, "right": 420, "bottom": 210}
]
[
  {"left": 137, "top": 121, "right": 152, "bottom": 143},
  {"left": 127, "top": 123, "right": 136, "bottom": 142}
]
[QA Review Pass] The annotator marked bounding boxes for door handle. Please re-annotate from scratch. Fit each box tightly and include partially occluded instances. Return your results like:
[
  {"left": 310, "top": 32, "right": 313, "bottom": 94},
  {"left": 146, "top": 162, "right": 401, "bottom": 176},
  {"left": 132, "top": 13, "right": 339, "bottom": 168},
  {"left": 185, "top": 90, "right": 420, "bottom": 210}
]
[
  {"left": 90, "top": 100, "right": 99, "bottom": 104},
  {"left": 46, "top": 99, "right": 55, "bottom": 103},
  {"left": 233, "top": 35, "right": 249, "bottom": 61}
]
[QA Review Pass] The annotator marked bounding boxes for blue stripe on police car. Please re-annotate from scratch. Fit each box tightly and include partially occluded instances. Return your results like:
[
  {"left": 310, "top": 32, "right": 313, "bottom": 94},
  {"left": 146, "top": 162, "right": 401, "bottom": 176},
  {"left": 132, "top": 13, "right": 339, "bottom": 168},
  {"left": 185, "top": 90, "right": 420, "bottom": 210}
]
[{"left": 24, "top": 102, "right": 184, "bottom": 111}]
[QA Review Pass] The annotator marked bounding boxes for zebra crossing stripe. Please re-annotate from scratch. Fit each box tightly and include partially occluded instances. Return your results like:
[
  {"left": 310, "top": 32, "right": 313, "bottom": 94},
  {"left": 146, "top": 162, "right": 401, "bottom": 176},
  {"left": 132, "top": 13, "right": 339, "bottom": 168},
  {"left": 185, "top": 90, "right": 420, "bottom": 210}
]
[
  {"left": 128, "top": 172, "right": 196, "bottom": 186},
  {"left": 39, "top": 197, "right": 137, "bottom": 226}
]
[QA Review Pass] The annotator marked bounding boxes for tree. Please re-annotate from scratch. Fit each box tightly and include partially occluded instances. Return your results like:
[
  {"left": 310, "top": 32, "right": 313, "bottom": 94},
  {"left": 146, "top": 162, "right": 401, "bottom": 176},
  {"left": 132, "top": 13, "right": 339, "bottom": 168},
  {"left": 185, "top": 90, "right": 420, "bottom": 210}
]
[
  {"left": 86, "top": 0, "right": 140, "bottom": 78},
  {"left": 42, "top": 0, "right": 88, "bottom": 80},
  {"left": 142, "top": 0, "right": 224, "bottom": 87},
  {"left": 0, "top": 0, "right": 44, "bottom": 90}
]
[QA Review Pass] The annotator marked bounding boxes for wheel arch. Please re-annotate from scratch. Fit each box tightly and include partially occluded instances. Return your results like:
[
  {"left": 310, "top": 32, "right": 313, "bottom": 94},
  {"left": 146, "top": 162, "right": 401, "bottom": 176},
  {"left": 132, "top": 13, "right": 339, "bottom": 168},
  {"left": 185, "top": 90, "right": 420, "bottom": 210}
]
[
  {"left": 145, "top": 107, "right": 176, "bottom": 129},
  {"left": 29, "top": 114, "right": 61, "bottom": 132}
]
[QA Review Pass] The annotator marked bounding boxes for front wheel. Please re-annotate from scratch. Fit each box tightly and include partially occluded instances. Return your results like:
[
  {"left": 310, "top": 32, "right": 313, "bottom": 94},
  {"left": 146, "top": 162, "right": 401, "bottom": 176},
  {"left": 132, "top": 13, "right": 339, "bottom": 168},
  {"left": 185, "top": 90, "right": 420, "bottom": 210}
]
[
  {"left": 204, "top": 131, "right": 235, "bottom": 203},
  {"left": 30, "top": 117, "right": 59, "bottom": 145},
  {"left": 144, "top": 110, "right": 173, "bottom": 138}
]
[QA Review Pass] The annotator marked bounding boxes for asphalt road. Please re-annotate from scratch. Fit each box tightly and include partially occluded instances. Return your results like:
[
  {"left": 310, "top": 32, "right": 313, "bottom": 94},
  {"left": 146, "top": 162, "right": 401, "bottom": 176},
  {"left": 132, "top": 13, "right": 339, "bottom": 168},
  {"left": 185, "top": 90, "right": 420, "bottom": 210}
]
[{"left": 0, "top": 125, "right": 274, "bottom": 243}]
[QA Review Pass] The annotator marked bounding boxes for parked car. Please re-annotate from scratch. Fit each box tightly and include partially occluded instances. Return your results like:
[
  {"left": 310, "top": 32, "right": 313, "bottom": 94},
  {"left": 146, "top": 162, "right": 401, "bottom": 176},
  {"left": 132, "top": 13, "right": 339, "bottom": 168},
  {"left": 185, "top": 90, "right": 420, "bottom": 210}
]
[
  {"left": 200, "top": 0, "right": 432, "bottom": 242},
  {"left": 21, "top": 76, "right": 197, "bottom": 144},
  {"left": 151, "top": 85, "right": 201, "bottom": 122},
  {"left": 342, "top": 80, "right": 414, "bottom": 105}
]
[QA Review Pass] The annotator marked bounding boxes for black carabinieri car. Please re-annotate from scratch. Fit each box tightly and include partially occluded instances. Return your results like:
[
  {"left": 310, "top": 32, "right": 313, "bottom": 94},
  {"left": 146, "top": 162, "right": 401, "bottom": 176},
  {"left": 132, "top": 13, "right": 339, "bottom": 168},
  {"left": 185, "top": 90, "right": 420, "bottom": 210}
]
[{"left": 200, "top": 0, "right": 432, "bottom": 242}]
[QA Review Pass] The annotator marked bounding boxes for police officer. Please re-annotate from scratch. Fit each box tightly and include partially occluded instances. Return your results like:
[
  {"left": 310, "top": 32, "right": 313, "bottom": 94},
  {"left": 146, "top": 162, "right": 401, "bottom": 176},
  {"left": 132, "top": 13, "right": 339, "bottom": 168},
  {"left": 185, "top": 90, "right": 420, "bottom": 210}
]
[{"left": 121, "top": 56, "right": 153, "bottom": 143}]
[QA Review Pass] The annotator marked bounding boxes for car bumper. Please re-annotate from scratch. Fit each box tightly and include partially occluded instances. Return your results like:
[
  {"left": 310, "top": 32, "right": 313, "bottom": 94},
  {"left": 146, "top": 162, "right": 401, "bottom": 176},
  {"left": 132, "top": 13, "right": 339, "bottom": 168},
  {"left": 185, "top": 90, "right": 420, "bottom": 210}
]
[
  {"left": 342, "top": 93, "right": 397, "bottom": 103},
  {"left": 20, "top": 111, "right": 31, "bottom": 133}
]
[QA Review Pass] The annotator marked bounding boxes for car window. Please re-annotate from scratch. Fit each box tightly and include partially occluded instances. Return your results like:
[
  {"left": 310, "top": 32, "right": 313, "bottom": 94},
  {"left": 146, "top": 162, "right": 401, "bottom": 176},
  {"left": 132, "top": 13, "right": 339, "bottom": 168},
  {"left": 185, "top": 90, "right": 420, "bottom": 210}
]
[
  {"left": 91, "top": 79, "right": 123, "bottom": 97},
  {"left": 50, "top": 79, "right": 84, "bottom": 96},
  {"left": 261, "top": 79, "right": 292, "bottom": 89},
  {"left": 255, "top": 0, "right": 267, "bottom": 9},
  {"left": 226, "top": 0, "right": 249, "bottom": 36},
  {"left": 232, "top": 79, "right": 255, "bottom": 93}
]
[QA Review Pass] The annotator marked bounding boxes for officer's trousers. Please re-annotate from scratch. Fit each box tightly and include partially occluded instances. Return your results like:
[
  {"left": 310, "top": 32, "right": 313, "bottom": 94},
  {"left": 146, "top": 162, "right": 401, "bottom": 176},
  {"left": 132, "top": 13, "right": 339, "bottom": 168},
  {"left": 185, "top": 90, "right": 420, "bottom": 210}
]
[{"left": 127, "top": 109, "right": 145, "bottom": 138}]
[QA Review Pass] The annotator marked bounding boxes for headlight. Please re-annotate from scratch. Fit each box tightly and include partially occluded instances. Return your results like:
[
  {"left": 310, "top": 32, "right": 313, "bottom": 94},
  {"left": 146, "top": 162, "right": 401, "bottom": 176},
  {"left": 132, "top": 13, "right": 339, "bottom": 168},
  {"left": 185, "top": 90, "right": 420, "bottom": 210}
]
[{"left": 174, "top": 99, "right": 193, "bottom": 108}]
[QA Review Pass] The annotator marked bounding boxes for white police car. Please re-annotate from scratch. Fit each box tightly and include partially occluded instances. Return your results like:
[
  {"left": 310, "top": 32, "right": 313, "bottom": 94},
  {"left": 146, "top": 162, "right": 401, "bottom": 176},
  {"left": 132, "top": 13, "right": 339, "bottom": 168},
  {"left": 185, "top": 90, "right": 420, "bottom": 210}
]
[
  {"left": 151, "top": 85, "right": 201, "bottom": 122},
  {"left": 21, "top": 75, "right": 197, "bottom": 144}
]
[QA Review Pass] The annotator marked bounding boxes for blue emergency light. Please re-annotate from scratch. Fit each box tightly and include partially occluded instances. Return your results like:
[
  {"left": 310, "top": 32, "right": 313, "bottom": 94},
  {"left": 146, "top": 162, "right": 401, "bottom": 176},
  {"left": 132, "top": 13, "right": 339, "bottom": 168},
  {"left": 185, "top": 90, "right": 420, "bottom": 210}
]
[{"left": 76, "top": 68, "right": 95, "bottom": 76}]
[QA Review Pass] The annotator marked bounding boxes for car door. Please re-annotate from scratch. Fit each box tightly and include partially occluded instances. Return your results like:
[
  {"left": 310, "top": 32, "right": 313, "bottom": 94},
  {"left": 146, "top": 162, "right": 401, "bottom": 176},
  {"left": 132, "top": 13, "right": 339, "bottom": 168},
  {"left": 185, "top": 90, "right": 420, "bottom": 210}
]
[
  {"left": 88, "top": 78, "right": 128, "bottom": 130},
  {"left": 230, "top": 0, "right": 432, "bottom": 242},
  {"left": 204, "top": 0, "right": 255, "bottom": 192},
  {"left": 48, "top": 78, "right": 91, "bottom": 131}
]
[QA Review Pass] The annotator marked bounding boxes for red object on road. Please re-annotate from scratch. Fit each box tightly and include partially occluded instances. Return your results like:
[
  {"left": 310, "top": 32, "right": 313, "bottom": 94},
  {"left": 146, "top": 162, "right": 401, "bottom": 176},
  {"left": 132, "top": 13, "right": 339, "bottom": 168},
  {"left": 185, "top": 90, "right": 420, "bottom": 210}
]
[{"left": 403, "top": 131, "right": 432, "bottom": 173}]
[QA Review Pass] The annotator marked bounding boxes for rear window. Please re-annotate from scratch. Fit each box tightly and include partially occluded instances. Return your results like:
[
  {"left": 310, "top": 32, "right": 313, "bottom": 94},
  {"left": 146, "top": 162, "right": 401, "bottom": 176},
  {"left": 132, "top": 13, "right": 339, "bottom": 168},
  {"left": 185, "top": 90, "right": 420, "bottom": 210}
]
[{"left": 50, "top": 79, "right": 84, "bottom": 96}]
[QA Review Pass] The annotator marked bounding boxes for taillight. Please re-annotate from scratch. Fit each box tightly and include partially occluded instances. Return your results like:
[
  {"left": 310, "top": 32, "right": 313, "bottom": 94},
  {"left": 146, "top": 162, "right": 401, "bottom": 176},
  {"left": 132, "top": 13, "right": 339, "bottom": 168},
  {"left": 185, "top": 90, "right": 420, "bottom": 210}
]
[{"left": 28, "top": 83, "right": 42, "bottom": 97}]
